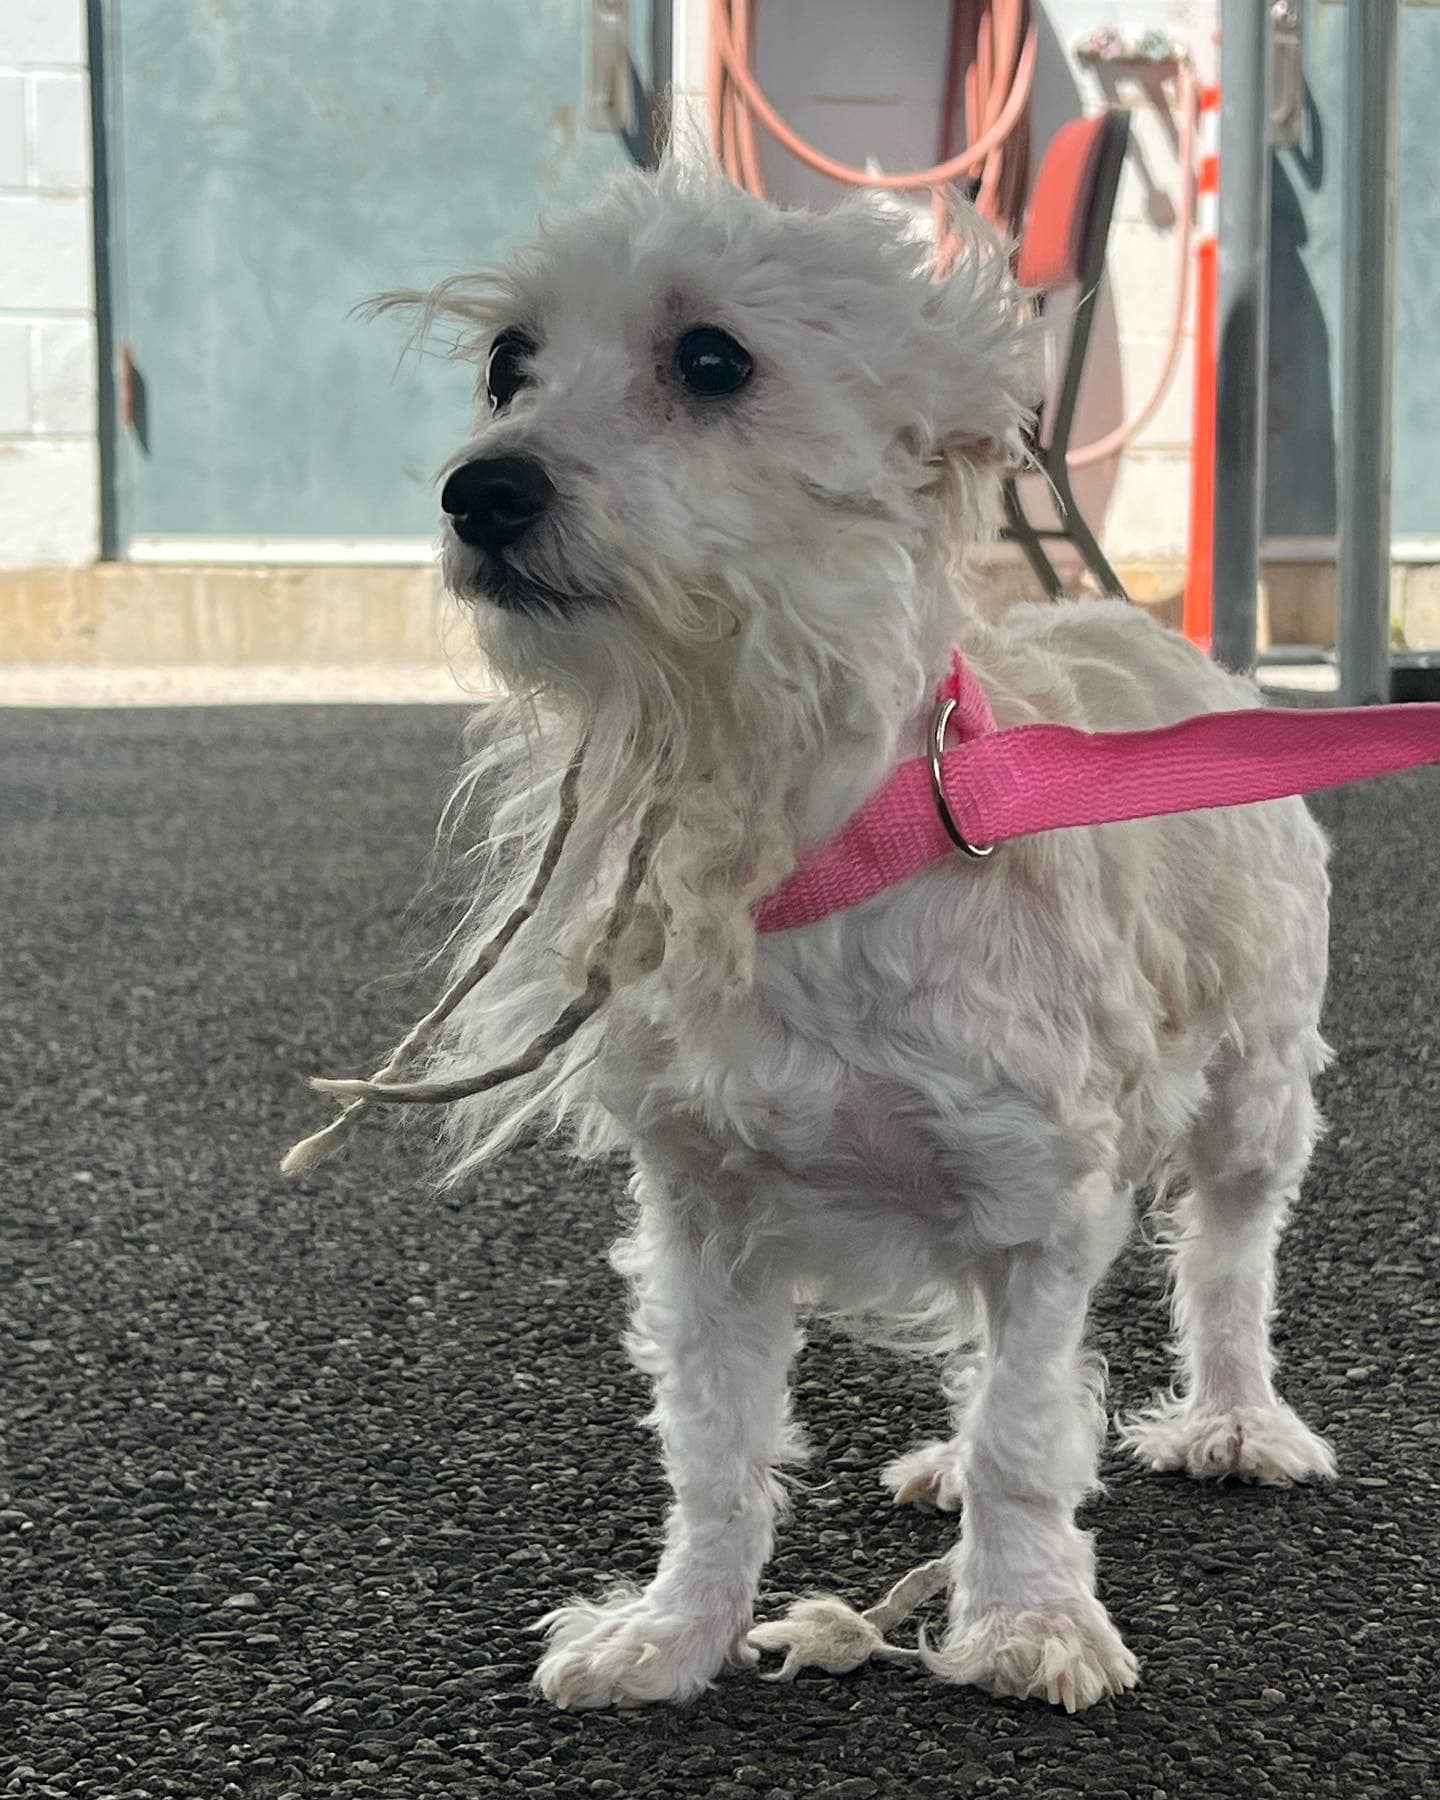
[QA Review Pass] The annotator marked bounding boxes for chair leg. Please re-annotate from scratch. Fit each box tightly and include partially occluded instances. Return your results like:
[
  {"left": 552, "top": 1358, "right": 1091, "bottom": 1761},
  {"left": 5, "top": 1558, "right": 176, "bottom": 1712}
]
[
  {"left": 1002, "top": 479, "right": 1066, "bottom": 601},
  {"left": 1049, "top": 469, "right": 1129, "bottom": 601},
  {"left": 1068, "top": 511, "right": 1129, "bottom": 600}
]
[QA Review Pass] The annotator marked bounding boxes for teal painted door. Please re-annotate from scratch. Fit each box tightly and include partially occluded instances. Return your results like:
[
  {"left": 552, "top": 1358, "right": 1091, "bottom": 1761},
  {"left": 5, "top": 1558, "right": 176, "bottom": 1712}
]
[
  {"left": 1267, "top": 0, "right": 1440, "bottom": 540},
  {"left": 102, "top": 1, "right": 646, "bottom": 548}
]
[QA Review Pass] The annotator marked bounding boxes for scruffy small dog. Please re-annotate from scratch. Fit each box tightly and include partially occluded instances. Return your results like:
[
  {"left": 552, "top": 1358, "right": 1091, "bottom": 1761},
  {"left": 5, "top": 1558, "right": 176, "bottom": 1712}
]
[{"left": 392, "top": 163, "right": 1335, "bottom": 1711}]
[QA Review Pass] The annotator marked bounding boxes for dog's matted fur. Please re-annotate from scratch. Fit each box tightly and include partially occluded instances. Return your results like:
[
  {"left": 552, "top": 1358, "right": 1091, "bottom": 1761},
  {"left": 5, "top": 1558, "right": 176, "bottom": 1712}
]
[{"left": 373, "top": 162, "right": 1337, "bottom": 1710}]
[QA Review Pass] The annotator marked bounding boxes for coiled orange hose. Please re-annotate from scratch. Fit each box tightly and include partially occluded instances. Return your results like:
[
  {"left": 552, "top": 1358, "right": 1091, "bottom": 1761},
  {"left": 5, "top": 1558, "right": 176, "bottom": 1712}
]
[
  {"left": 708, "top": 0, "right": 1035, "bottom": 231},
  {"left": 705, "top": 2, "right": 1197, "bottom": 469}
]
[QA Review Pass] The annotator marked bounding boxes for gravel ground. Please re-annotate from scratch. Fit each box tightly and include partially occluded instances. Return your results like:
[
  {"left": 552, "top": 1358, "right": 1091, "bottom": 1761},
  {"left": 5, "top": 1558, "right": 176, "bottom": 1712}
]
[{"left": 2, "top": 704, "right": 1438, "bottom": 1800}]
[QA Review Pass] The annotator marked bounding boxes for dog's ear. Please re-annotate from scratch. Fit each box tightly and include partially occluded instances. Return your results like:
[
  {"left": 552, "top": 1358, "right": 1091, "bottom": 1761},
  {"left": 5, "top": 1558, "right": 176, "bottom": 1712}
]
[
  {"left": 899, "top": 422, "right": 1015, "bottom": 476},
  {"left": 907, "top": 209, "right": 1040, "bottom": 486},
  {"left": 931, "top": 428, "right": 1019, "bottom": 470},
  {"left": 858, "top": 184, "right": 937, "bottom": 250},
  {"left": 905, "top": 422, "right": 1018, "bottom": 548}
]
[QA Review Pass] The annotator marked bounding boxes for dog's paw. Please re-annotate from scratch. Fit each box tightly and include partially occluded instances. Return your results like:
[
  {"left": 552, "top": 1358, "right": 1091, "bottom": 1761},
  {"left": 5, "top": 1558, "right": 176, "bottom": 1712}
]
[
  {"left": 881, "top": 1439, "right": 965, "bottom": 1511},
  {"left": 922, "top": 1601, "right": 1138, "bottom": 1712},
  {"left": 533, "top": 1588, "right": 753, "bottom": 1710},
  {"left": 1120, "top": 1395, "right": 1336, "bottom": 1486}
]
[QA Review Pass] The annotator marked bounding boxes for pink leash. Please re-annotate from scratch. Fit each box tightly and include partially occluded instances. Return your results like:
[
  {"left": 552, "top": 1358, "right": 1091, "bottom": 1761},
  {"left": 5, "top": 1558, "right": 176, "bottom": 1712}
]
[{"left": 755, "top": 651, "right": 1440, "bottom": 934}]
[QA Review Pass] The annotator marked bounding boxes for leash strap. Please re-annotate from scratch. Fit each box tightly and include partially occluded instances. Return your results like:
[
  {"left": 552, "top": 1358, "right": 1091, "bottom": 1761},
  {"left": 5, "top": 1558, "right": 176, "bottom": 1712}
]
[{"left": 755, "top": 653, "right": 1440, "bottom": 934}]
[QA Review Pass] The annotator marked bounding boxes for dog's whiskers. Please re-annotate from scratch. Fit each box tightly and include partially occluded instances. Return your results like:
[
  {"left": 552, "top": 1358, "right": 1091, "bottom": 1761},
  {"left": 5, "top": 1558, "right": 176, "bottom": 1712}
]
[
  {"left": 308, "top": 798, "right": 665, "bottom": 1108},
  {"left": 279, "top": 738, "right": 590, "bottom": 1174}
]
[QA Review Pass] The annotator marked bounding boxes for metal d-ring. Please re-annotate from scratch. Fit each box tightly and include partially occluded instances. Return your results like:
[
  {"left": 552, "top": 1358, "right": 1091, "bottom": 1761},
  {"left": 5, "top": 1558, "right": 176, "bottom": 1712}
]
[{"left": 928, "top": 696, "right": 995, "bottom": 860}]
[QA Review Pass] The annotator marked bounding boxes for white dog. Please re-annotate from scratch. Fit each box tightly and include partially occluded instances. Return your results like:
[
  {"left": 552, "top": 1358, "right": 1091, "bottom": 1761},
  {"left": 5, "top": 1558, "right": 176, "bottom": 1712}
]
[{"left": 381, "top": 162, "right": 1336, "bottom": 1712}]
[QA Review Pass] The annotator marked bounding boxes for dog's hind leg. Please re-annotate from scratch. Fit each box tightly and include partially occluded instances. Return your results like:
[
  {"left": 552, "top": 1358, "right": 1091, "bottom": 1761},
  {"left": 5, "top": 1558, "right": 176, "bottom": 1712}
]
[
  {"left": 923, "top": 1180, "right": 1139, "bottom": 1711},
  {"left": 1120, "top": 1041, "right": 1336, "bottom": 1486},
  {"left": 881, "top": 1351, "right": 982, "bottom": 1512},
  {"left": 533, "top": 1167, "right": 801, "bottom": 1709}
]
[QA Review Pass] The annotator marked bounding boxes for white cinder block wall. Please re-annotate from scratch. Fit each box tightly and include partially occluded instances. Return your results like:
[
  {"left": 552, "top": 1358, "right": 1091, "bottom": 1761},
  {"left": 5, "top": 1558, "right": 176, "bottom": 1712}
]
[
  {"left": 673, "top": 0, "right": 1214, "bottom": 568},
  {"left": 0, "top": 0, "right": 99, "bottom": 570}
]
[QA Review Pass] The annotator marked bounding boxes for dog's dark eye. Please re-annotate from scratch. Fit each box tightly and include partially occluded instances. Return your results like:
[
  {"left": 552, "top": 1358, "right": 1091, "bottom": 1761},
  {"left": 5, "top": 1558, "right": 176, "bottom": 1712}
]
[
  {"left": 673, "top": 326, "right": 754, "bottom": 399},
  {"left": 486, "top": 328, "right": 537, "bottom": 413}
]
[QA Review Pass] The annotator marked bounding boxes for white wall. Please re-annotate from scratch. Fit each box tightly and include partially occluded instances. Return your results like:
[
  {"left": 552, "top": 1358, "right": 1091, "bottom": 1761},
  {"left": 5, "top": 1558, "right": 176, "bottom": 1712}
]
[
  {"left": 674, "top": 0, "right": 1215, "bottom": 565},
  {"left": 0, "top": 0, "right": 99, "bottom": 570}
]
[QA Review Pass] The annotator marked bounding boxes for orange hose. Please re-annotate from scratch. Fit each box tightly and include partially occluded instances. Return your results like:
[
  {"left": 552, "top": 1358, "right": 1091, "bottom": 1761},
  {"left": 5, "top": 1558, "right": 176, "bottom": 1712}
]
[
  {"left": 707, "top": 4, "right": 1197, "bottom": 470},
  {"left": 708, "top": 0, "right": 1036, "bottom": 202}
]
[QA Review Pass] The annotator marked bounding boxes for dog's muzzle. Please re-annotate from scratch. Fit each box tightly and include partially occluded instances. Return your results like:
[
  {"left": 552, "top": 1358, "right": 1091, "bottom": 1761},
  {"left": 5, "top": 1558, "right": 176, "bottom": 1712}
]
[{"left": 441, "top": 454, "right": 555, "bottom": 554}]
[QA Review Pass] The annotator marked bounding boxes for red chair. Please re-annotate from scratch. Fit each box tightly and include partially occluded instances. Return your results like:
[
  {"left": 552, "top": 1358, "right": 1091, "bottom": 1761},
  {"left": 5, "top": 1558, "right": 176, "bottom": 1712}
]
[{"left": 1003, "top": 108, "right": 1132, "bottom": 599}]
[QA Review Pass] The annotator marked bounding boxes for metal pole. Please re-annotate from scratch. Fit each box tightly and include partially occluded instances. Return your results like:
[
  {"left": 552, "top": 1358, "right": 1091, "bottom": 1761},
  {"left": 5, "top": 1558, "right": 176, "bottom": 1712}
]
[
  {"left": 1337, "top": 0, "right": 1400, "bottom": 706},
  {"left": 1211, "top": 0, "right": 1273, "bottom": 674}
]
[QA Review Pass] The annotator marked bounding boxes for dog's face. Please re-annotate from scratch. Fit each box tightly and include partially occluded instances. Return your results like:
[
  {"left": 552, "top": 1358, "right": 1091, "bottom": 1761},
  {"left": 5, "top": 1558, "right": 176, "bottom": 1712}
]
[{"left": 429, "top": 169, "right": 1034, "bottom": 684}]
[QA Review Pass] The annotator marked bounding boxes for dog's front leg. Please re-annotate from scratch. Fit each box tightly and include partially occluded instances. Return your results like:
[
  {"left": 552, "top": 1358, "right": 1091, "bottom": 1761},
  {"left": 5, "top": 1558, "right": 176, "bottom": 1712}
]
[
  {"left": 534, "top": 1189, "right": 798, "bottom": 1709},
  {"left": 925, "top": 1206, "right": 1138, "bottom": 1712}
]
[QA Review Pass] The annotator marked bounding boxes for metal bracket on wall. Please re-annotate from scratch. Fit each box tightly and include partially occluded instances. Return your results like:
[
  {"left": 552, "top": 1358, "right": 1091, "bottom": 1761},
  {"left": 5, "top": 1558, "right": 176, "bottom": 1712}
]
[
  {"left": 1270, "top": 1, "right": 1305, "bottom": 147},
  {"left": 117, "top": 342, "right": 148, "bottom": 454},
  {"left": 587, "top": 0, "right": 636, "bottom": 134}
]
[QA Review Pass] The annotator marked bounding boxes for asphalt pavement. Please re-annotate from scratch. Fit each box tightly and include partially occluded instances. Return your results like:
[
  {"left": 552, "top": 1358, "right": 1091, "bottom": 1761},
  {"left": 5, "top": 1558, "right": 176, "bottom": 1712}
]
[{"left": 2, "top": 703, "right": 1438, "bottom": 1800}]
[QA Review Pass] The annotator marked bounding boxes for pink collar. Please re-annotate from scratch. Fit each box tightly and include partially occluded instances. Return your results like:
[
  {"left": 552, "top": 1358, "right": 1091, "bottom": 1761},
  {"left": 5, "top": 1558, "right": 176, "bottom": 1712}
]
[{"left": 755, "top": 650, "right": 1440, "bottom": 934}]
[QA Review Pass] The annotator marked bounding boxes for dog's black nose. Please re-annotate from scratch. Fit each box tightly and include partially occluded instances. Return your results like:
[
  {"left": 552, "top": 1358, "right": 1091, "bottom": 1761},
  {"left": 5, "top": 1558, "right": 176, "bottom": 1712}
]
[{"left": 441, "top": 455, "right": 555, "bottom": 553}]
